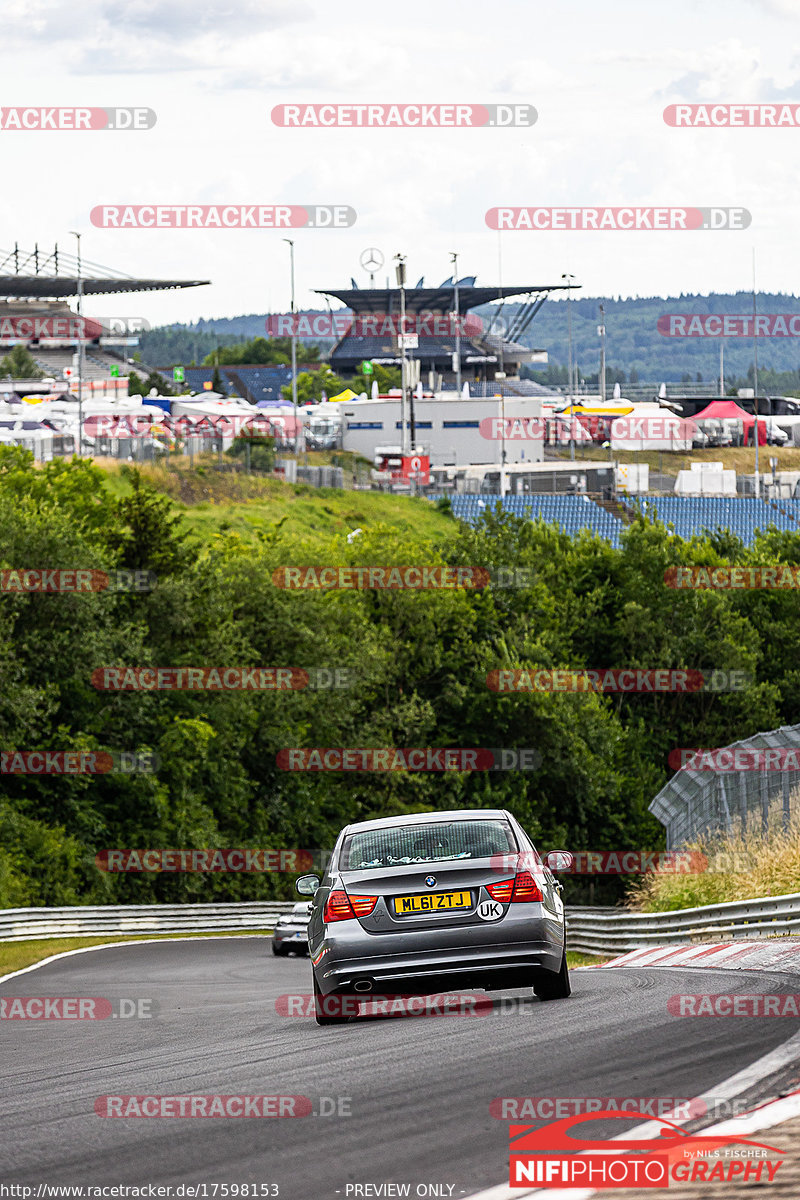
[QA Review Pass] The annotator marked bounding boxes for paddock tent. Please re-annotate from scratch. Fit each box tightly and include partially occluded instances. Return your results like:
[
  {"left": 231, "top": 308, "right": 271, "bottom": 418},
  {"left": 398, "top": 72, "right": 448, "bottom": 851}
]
[{"left": 693, "top": 400, "right": 767, "bottom": 446}]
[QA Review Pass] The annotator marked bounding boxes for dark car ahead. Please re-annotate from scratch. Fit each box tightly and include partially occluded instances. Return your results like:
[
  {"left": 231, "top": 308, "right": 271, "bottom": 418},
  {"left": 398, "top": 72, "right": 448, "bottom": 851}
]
[
  {"left": 271, "top": 902, "right": 312, "bottom": 956},
  {"left": 296, "top": 808, "right": 573, "bottom": 1025}
]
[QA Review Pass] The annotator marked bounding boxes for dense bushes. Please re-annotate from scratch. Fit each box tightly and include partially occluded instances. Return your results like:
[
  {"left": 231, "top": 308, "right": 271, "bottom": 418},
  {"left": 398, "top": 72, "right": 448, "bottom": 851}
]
[{"left": 1, "top": 449, "right": 798, "bottom": 907}]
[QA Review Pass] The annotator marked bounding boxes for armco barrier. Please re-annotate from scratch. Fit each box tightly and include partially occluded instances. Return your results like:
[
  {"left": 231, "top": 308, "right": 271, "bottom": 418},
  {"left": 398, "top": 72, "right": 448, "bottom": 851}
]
[
  {"left": 0, "top": 901, "right": 297, "bottom": 942},
  {"left": 3, "top": 894, "right": 799, "bottom": 950},
  {"left": 566, "top": 892, "right": 800, "bottom": 956}
]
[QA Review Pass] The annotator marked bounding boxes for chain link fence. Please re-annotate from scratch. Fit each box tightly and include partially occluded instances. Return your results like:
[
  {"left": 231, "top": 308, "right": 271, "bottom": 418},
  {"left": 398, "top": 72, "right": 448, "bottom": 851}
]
[{"left": 650, "top": 725, "right": 800, "bottom": 848}]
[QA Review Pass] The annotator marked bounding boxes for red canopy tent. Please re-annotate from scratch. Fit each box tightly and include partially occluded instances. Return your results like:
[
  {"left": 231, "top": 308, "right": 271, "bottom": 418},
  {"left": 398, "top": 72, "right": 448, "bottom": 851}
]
[{"left": 693, "top": 400, "right": 767, "bottom": 446}]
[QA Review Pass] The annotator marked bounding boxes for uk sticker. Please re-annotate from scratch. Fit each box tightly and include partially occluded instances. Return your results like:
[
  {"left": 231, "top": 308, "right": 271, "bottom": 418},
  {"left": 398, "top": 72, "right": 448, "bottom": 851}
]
[{"left": 478, "top": 899, "right": 503, "bottom": 921}]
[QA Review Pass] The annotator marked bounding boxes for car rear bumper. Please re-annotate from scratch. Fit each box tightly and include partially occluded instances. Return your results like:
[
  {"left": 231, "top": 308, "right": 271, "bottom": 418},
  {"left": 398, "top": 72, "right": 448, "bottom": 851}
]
[
  {"left": 272, "top": 931, "right": 309, "bottom": 949},
  {"left": 313, "top": 930, "right": 564, "bottom": 996}
]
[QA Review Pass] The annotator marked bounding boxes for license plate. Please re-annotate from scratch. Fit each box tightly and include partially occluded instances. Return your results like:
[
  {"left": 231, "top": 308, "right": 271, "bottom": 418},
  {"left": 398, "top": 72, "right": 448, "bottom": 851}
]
[
  {"left": 290, "top": 932, "right": 306, "bottom": 940},
  {"left": 393, "top": 890, "right": 472, "bottom": 914}
]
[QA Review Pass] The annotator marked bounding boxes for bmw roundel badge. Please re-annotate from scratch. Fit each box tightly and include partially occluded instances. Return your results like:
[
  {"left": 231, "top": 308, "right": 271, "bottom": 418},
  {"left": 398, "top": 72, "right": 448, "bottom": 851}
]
[{"left": 425, "top": 875, "right": 436, "bottom": 887}]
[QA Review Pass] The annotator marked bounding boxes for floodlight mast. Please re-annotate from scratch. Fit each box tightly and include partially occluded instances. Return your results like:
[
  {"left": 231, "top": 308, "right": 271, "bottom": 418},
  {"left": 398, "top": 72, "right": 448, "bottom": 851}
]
[{"left": 69, "top": 231, "right": 83, "bottom": 458}]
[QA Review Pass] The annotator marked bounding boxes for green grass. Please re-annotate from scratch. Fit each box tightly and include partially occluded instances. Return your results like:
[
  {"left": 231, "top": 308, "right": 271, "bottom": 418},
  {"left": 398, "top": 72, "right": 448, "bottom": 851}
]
[
  {"left": 566, "top": 951, "right": 607, "bottom": 968},
  {"left": 629, "top": 815, "right": 800, "bottom": 912},
  {"left": 97, "top": 460, "right": 457, "bottom": 548}
]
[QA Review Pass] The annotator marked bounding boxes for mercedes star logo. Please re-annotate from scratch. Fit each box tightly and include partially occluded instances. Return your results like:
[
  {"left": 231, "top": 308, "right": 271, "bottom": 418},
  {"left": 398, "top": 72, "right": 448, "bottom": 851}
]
[{"left": 360, "top": 247, "right": 384, "bottom": 272}]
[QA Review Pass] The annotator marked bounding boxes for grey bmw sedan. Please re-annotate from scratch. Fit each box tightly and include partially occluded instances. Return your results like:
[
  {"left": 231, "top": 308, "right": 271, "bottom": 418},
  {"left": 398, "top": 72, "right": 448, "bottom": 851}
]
[{"left": 295, "top": 808, "right": 573, "bottom": 1025}]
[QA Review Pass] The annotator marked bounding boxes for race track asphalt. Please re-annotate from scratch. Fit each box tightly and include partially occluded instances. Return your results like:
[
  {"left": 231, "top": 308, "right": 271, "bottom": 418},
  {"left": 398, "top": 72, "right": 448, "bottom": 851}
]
[{"left": 2, "top": 939, "right": 799, "bottom": 1197}]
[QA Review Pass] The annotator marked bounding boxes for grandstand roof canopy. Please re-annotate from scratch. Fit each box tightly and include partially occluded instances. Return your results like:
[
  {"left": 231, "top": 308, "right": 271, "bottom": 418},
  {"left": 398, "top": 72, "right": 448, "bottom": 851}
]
[
  {"left": 315, "top": 283, "right": 575, "bottom": 313},
  {"left": 0, "top": 277, "right": 209, "bottom": 299},
  {"left": 0, "top": 245, "right": 208, "bottom": 299}
]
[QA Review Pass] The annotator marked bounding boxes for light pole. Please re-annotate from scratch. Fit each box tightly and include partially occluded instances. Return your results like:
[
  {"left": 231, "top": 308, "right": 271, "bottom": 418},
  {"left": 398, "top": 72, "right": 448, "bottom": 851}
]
[
  {"left": 394, "top": 253, "right": 408, "bottom": 453},
  {"left": 598, "top": 303, "right": 606, "bottom": 404},
  {"left": 450, "top": 251, "right": 461, "bottom": 394},
  {"left": 562, "top": 273, "right": 575, "bottom": 461},
  {"left": 69, "top": 231, "right": 84, "bottom": 457},
  {"left": 283, "top": 238, "right": 300, "bottom": 461},
  {"left": 752, "top": 249, "right": 760, "bottom": 497}
]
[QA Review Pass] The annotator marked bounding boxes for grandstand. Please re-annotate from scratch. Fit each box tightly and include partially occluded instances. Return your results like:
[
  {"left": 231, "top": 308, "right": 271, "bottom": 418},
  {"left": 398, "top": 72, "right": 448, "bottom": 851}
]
[
  {"left": 428, "top": 492, "right": 800, "bottom": 549},
  {"left": 178, "top": 365, "right": 305, "bottom": 404},
  {"left": 427, "top": 494, "right": 625, "bottom": 548},
  {"left": 632, "top": 495, "right": 800, "bottom": 541},
  {"left": 316, "top": 276, "right": 572, "bottom": 387},
  {"left": 0, "top": 244, "right": 209, "bottom": 390}
]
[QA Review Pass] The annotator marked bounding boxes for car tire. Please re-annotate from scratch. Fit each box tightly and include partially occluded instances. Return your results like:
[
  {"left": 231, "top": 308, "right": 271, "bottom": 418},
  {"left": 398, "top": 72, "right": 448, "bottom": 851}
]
[
  {"left": 313, "top": 972, "right": 352, "bottom": 1026},
  {"left": 533, "top": 947, "right": 571, "bottom": 1001},
  {"left": 271, "top": 944, "right": 286, "bottom": 957}
]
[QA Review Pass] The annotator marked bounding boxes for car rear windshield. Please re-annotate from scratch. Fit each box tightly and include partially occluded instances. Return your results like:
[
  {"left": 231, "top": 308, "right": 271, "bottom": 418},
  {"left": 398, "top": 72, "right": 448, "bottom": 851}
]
[{"left": 340, "top": 820, "right": 517, "bottom": 871}]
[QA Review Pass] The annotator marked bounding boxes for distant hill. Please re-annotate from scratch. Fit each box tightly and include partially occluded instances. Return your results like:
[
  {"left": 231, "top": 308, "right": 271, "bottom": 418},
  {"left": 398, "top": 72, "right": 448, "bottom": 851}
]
[{"left": 147, "top": 293, "right": 800, "bottom": 383}]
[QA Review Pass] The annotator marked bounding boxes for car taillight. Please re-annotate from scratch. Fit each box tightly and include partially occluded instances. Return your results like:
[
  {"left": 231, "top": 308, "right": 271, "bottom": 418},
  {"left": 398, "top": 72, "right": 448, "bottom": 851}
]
[
  {"left": 486, "top": 872, "right": 543, "bottom": 904},
  {"left": 323, "top": 890, "right": 355, "bottom": 922},
  {"left": 323, "top": 890, "right": 378, "bottom": 922},
  {"left": 511, "top": 871, "right": 543, "bottom": 902},
  {"left": 486, "top": 878, "right": 515, "bottom": 902}
]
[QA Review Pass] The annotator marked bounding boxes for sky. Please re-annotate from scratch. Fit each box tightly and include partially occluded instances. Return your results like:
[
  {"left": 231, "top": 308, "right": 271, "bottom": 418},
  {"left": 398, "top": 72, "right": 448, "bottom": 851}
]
[{"left": 2, "top": 0, "right": 800, "bottom": 327}]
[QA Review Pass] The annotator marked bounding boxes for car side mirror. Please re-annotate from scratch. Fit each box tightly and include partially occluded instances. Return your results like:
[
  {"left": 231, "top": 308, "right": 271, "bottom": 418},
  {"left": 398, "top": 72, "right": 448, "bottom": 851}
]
[
  {"left": 296, "top": 874, "right": 320, "bottom": 896},
  {"left": 544, "top": 850, "right": 574, "bottom": 873}
]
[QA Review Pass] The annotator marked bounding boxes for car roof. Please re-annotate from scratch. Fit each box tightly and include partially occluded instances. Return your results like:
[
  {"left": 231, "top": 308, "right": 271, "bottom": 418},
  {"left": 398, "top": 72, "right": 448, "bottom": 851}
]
[{"left": 343, "top": 809, "right": 510, "bottom": 835}]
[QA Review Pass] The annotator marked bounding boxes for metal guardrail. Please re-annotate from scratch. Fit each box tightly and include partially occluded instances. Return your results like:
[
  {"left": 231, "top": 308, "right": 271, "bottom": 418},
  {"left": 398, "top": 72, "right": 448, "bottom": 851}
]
[
  {"left": 4, "top": 894, "right": 799, "bottom": 953},
  {"left": 566, "top": 893, "right": 800, "bottom": 956},
  {"left": 0, "top": 901, "right": 297, "bottom": 943}
]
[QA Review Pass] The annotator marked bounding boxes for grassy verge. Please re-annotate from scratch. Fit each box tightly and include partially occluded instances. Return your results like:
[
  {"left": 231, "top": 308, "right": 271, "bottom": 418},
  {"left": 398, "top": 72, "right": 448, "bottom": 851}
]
[
  {"left": 1, "top": 934, "right": 605, "bottom": 978},
  {"left": 96, "top": 460, "right": 457, "bottom": 548},
  {"left": 0, "top": 930, "right": 275, "bottom": 978},
  {"left": 566, "top": 951, "right": 608, "bottom": 968},
  {"left": 629, "top": 817, "right": 800, "bottom": 912}
]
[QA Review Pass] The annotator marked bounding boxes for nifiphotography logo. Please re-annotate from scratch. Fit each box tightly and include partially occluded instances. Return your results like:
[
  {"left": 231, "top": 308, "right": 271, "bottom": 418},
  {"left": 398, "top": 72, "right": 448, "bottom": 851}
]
[{"left": 507, "top": 1110, "right": 783, "bottom": 1188}]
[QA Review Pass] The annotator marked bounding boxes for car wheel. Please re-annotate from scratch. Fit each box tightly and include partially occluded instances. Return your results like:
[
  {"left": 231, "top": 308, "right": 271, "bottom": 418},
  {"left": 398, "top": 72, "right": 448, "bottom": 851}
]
[
  {"left": 271, "top": 944, "right": 286, "bottom": 956},
  {"left": 533, "top": 947, "right": 571, "bottom": 1001},
  {"left": 313, "top": 972, "right": 352, "bottom": 1026}
]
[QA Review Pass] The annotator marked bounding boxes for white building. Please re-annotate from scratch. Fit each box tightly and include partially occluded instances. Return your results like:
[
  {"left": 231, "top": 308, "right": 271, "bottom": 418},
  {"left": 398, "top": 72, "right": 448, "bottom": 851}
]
[{"left": 339, "top": 391, "right": 546, "bottom": 467}]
